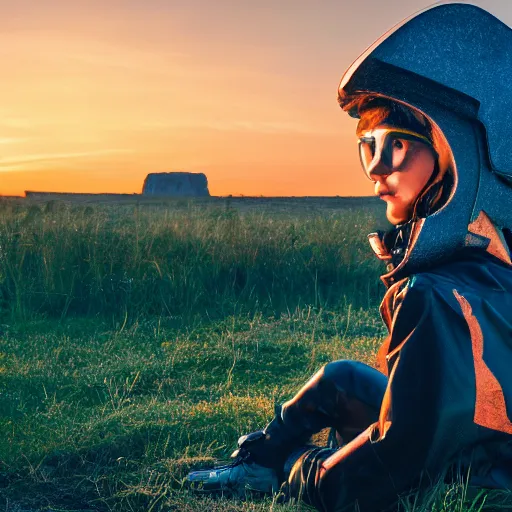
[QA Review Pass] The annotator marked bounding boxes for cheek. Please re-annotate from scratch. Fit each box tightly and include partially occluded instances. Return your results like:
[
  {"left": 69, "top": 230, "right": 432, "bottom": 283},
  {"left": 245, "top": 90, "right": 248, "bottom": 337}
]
[
  {"left": 400, "top": 175, "right": 428, "bottom": 203},
  {"left": 399, "top": 152, "right": 435, "bottom": 201}
]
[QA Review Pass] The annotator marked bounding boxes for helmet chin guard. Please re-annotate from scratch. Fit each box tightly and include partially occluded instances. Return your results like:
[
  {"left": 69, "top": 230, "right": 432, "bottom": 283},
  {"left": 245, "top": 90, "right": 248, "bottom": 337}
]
[{"left": 339, "top": 3, "right": 512, "bottom": 283}]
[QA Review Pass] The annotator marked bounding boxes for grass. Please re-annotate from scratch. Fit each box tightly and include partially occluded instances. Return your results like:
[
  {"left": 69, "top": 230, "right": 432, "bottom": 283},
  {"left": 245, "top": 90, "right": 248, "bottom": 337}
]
[
  {"left": 1, "top": 308, "right": 384, "bottom": 511},
  {"left": 0, "top": 197, "right": 386, "bottom": 321},
  {"left": 0, "top": 198, "right": 510, "bottom": 511}
]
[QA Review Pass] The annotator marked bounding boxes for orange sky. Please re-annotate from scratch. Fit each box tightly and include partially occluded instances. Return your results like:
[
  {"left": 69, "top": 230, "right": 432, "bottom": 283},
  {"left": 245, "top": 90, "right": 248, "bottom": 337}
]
[{"left": 1, "top": 0, "right": 510, "bottom": 197}]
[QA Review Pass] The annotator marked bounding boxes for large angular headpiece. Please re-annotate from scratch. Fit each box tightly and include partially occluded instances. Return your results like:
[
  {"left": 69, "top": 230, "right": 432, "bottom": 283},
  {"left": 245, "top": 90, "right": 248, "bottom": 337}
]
[{"left": 338, "top": 3, "right": 512, "bottom": 283}]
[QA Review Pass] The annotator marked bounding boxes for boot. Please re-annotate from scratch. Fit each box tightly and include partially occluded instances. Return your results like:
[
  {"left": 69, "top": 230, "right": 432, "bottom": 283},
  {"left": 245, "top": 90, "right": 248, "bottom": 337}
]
[
  {"left": 231, "top": 405, "right": 311, "bottom": 471},
  {"left": 187, "top": 451, "right": 280, "bottom": 497}
]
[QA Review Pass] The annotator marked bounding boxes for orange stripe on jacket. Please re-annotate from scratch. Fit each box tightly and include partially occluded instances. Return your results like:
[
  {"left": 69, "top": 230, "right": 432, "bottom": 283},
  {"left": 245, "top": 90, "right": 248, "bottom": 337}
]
[{"left": 453, "top": 289, "right": 512, "bottom": 434}]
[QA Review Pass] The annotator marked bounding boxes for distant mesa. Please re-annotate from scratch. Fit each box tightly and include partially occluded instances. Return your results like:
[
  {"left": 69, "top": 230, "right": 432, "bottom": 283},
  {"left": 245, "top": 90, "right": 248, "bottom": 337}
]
[{"left": 142, "top": 172, "right": 210, "bottom": 197}]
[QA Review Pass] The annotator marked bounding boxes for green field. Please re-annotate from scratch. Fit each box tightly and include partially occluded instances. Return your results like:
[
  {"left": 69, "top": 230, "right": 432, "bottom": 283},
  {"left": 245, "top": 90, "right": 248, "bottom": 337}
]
[{"left": 1, "top": 198, "right": 510, "bottom": 511}]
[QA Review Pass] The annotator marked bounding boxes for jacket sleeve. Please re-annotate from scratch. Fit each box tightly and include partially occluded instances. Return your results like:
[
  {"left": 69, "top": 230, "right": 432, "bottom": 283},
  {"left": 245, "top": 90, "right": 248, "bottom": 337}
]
[{"left": 286, "top": 278, "right": 478, "bottom": 512}]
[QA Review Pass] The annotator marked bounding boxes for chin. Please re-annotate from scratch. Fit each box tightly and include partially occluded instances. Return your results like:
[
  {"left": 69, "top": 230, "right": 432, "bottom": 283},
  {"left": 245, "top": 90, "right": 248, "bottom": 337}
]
[{"left": 386, "top": 205, "right": 409, "bottom": 225}]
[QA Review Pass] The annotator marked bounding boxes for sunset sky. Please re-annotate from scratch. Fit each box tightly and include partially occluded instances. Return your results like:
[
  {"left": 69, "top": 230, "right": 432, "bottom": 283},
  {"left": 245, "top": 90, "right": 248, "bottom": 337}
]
[{"left": 1, "top": 0, "right": 510, "bottom": 197}]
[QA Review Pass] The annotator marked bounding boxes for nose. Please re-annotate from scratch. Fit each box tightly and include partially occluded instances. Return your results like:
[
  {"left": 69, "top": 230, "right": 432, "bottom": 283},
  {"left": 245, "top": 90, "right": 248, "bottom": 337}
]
[
  {"left": 372, "top": 171, "right": 392, "bottom": 196},
  {"left": 372, "top": 173, "right": 390, "bottom": 185},
  {"left": 369, "top": 167, "right": 391, "bottom": 184},
  {"left": 374, "top": 180, "right": 386, "bottom": 197},
  {"left": 367, "top": 155, "right": 392, "bottom": 182}
]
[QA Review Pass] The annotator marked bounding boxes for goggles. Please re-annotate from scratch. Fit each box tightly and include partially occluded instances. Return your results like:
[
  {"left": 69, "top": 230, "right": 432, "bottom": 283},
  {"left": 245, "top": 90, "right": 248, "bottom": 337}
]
[{"left": 358, "top": 127, "right": 436, "bottom": 182}]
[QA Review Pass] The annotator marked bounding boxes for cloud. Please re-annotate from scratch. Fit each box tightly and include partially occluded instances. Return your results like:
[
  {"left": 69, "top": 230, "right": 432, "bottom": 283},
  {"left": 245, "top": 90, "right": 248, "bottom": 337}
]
[{"left": 0, "top": 148, "right": 134, "bottom": 169}]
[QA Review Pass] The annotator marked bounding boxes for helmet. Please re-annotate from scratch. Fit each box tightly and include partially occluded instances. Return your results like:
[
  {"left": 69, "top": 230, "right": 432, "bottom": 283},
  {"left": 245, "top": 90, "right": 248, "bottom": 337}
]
[{"left": 338, "top": 2, "right": 512, "bottom": 284}]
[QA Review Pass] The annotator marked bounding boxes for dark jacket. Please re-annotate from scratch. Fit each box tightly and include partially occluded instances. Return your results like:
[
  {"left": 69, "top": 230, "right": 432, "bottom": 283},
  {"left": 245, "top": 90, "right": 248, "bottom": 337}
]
[{"left": 299, "top": 250, "right": 512, "bottom": 512}]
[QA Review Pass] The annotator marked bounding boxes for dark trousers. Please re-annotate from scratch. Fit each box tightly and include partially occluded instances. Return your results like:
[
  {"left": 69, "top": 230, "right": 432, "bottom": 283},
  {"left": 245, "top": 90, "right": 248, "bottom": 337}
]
[
  {"left": 264, "top": 360, "right": 387, "bottom": 510},
  {"left": 280, "top": 360, "right": 388, "bottom": 446},
  {"left": 236, "top": 360, "right": 389, "bottom": 507}
]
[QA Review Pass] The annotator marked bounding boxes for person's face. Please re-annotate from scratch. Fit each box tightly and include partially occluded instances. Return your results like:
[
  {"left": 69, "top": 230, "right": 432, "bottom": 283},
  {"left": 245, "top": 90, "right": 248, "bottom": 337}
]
[{"left": 360, "top": 124, "right": 436, "bottom": 225}]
